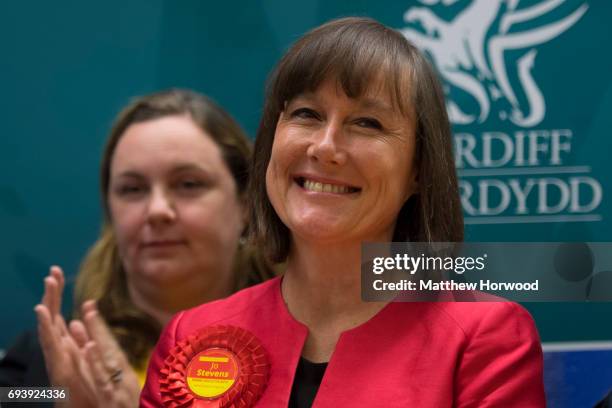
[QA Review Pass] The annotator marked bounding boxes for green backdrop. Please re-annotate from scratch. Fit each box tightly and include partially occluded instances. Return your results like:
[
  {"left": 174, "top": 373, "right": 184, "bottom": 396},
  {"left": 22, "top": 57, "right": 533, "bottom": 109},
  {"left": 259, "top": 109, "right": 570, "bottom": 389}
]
[{"left": 1, "top": 0, "right": 610, "bottom": 348}]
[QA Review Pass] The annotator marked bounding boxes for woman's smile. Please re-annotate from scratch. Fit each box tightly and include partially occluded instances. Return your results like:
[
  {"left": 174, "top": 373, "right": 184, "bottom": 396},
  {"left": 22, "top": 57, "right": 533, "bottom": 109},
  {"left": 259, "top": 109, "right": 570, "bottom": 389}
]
[
  {"left": 266, "top": 79, "right": 417, "bottom": 244},
  {"left": 294, "top": 174, "right": 361, "bottom": 195}
]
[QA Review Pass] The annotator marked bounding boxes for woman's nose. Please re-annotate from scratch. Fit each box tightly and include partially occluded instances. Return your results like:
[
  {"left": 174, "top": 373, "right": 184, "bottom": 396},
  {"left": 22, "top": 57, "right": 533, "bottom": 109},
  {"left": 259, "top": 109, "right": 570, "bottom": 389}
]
[
  {"left": 306, "top": 121, "right": 347, "bottom": 166},
  {"left": 146, "top": 187, "right": 176, "bottom": 226}
]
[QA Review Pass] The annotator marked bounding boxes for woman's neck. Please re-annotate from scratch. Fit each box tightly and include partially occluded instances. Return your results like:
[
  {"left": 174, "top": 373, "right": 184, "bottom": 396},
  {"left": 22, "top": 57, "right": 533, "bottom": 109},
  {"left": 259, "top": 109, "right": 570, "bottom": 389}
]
[
  {"left": 127, "top": 268, "right": 234, "bottom": 326},
  {"left": 281, "top": 239, "right": 388, "bottom": 362},
  {"left": 284, "top": 240, "right": 361, "bottom": 312}
]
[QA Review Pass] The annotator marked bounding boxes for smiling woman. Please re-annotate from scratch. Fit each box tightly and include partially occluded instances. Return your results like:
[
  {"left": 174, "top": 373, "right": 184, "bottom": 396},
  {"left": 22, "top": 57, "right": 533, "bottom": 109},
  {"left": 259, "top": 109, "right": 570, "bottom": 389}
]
[
  {"left": 266, "top": 79, "right": 418, "bottom": 246},
  {"left": 141, "top": 18, "right": 545, "bottom": 408}
]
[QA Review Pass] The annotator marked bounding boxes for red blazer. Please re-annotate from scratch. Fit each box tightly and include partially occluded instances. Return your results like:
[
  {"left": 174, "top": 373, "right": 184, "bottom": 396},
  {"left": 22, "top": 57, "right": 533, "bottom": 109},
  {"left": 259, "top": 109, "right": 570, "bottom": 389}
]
[{"left": 140, "top": 277, "right": 545, "bottom": 407}]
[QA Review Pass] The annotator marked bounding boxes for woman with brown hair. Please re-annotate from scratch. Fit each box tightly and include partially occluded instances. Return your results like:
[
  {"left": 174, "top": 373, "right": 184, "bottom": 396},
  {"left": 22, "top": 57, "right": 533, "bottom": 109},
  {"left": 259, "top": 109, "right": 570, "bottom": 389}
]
[
  {"left": 1, "top": 89, "right": 273, "bottom": 407},
  {"left": 141, "top": 18, "right": 545, "bottom": 407}
]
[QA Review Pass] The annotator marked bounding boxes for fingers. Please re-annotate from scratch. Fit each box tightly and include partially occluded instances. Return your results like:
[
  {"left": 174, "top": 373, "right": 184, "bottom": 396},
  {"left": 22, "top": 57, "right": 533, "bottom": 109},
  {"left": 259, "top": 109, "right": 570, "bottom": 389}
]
[
  {"left": 81, "top": 300, "right": 97, "bottom": 316},
  {"left": 40, "top": 266, "right": 70, "bottom": 338},
  {"left": 84, "top": 341, "right": 115, "bottom": 398},
  {"left": 35, "top": 304, "right": 72, "bottom": 387},
  {"left": 84, "top": 340, "right": 142, "bottom": 406},
  {"left": 41, "top": 277, "right": 54, "bottom": 313},
  {"left": 42, "top": 266, "right": 65, "bottom": 319},
  {"left": 80, "top": 301, "right": 141, "bottom": 406},
  {"left": 43, "top": 278, "right": 70, "bottom": 337},
  {"left": 35, "top": 304, "right": 60, "bottom": 359},
  {"left": 47, "top": 277, "right": 59, "bottom": 319},
  {"left": 35, "top": 303, "right": 79, "bottom": 363},
  {"left": 82, "top": 302, "right": 128, "bottom": 369},
  {"left": 69, "top": 320, "right": 90, "bottom": 349},
  {"left": 82, "top": 302, "right": 113, "bottom": 344},
  {"left": 50, "top": 265, "right": 65, "bottom": 301}
]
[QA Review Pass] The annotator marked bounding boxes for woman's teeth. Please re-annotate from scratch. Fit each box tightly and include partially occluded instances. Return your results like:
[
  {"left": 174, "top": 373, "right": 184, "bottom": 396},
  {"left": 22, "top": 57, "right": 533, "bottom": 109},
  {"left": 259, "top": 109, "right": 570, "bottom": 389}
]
[{"left": 303, "top": 179, "right": 352, "bottom": 194}]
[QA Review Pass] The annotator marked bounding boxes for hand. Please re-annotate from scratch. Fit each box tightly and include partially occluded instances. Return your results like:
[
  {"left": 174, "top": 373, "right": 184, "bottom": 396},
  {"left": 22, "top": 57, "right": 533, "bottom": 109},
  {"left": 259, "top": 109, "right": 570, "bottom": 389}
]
[
  {"left": 35, "top": 266, "right": 140, "bottom": 408},
  {"left": 35, "top": 266, "right": 96, "bottom": 407},
  {"left": 72, "top": 300, "right": 141, "bottom": 407}
]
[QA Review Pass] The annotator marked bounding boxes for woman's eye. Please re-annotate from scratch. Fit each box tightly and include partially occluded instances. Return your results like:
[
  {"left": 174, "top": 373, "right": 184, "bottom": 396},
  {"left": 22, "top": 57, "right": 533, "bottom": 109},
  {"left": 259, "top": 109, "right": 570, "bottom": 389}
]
[
  {"left": 176, "top": 180, "right": 207, "bottom": 191},
  {"left": 117, "top": 185, "right": 145, "bottom": 195},
  {"left": 355, "top": 117, "right": 383, "bottom": 130},
  {"left": 114, "top": 184, "right": 148, "bottom": 199},
  {"left": 291, "top": 108, "right": 319, "bottom": 120}
]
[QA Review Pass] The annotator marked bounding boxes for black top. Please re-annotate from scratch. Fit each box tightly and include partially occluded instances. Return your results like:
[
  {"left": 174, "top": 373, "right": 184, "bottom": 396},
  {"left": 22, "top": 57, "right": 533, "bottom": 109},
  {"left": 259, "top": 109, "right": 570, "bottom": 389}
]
[
  {"left": 288, "top": 357, "right": 328, "bottom": 408},
  {"left": 595, "top": 390, "right": 612, "bottom": 408},
  {"left": 0, "top": 330, "right": 53, "bottom": 408}
]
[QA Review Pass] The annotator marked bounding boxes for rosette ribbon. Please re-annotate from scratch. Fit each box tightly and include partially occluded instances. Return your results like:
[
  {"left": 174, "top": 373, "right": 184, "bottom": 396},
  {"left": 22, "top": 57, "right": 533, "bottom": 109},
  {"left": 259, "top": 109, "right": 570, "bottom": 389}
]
[{"left": 159, "top": 325, "right": 270, "bottom": 407}]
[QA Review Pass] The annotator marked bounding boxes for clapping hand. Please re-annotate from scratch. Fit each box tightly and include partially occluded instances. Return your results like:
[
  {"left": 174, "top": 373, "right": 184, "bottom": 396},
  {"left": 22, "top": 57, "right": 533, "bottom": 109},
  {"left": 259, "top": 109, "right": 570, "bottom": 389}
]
[{"left": 35, "top": 266, "right": 140, "bottom": 407}]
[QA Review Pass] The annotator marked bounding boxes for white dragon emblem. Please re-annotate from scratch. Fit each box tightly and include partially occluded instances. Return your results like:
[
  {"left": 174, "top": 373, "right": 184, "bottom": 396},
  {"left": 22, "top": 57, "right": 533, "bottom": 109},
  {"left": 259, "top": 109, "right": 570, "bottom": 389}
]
[{"left": 400, "top": 0, "right": 588, "bottom": 127}]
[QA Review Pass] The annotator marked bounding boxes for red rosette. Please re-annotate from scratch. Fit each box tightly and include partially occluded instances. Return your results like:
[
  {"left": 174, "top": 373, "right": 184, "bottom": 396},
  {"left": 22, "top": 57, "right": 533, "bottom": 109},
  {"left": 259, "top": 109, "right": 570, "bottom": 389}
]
[{"left": 159, "top": 325, "right": 270, "bottom": 408}]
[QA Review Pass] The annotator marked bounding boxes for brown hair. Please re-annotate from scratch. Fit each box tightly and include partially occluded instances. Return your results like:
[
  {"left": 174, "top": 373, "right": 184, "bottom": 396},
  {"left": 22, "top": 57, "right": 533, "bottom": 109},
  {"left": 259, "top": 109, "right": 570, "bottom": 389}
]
[
  {"left": 75, "top": 89, "right": 274, "bottom": 368},
  {"left": 249, "top": 17, "right": 463, "bottom": 263}
]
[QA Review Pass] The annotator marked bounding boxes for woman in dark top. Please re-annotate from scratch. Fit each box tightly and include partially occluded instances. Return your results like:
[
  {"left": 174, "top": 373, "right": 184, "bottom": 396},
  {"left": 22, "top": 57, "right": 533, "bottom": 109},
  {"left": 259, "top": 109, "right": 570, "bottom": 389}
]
[{"left": 0, "top": 89, "right": 274, "bottom": 407}]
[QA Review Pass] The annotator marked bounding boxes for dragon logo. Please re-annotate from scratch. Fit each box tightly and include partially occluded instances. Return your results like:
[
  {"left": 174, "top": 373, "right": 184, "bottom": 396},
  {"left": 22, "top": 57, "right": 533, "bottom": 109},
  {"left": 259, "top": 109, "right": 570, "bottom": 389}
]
[{"left": 400, "top": 0, "right": 588, "bottom": 127}]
